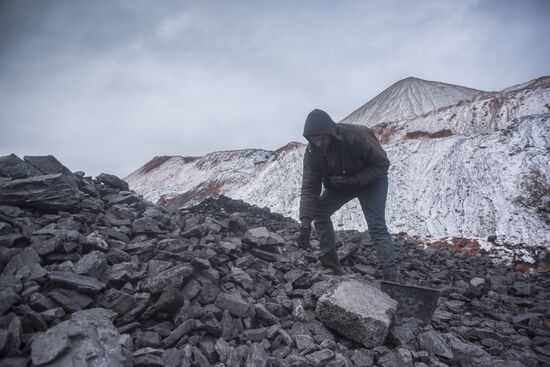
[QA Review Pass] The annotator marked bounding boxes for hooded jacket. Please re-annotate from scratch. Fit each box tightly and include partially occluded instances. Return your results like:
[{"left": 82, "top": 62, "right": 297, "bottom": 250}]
[{"left": 299, "top": 109, "right": 390, "bottom": 225}]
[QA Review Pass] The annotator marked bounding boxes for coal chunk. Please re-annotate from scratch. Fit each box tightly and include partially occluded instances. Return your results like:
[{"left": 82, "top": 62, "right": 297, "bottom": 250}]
[
  {"left": 96, "top": 173, "right": 129, "bottom": 191},
  {"left": 23, "top": 155, "right": 74, "bottom": 176},
  {"left": 0, "top": 174, "right": 82, "bottom": 211},
  {"left": 0, "top": 154, "right": 42, "bottom": 179},
  {"left": 31, "top": 308, "right": 132, "bottom": 366}
]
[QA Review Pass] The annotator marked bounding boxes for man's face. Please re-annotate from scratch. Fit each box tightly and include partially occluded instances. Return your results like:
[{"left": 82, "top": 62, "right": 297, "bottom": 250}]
[{"left": 310, "top": 134, "right": 331, "bottom": 153}]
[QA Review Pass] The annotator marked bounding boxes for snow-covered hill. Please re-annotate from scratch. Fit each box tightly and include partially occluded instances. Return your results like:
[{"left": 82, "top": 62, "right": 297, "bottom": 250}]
[
  {"left": 126, "top": 142, "right": 305, "bottom": 211},
  {"left": 367, "top": 76, "right": 550, "bottom": 143},
  {"left": 341, "top": 77, "right": 483, "bottom": 126},
  {"left": 126, "top": 76, "right": 550, "bottom": 247},
  {"left": 385, "top": 114, "right": 549, "bottom": 245}
]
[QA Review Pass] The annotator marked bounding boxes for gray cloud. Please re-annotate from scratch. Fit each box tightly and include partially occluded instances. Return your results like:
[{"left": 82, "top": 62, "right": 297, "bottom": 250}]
[{"left": 1, "top": 0, "right": 549, "bottom": 177}]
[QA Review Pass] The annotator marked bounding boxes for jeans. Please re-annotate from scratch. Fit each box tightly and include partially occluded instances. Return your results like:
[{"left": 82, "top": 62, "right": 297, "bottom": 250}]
[{"left": 313, "top": 175, "right": 396, "bottom": 270}]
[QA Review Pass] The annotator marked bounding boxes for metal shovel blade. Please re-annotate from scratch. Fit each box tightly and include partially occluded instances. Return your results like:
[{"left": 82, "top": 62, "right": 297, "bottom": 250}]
[{"left": 380, "top": 281, "right": 441, "bottom": 324}]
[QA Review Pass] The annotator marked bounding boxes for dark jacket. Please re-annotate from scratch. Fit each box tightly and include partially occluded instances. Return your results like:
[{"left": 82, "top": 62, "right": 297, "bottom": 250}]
[{"left": 299, "top": 109, "right": 390, "bottom": 225}]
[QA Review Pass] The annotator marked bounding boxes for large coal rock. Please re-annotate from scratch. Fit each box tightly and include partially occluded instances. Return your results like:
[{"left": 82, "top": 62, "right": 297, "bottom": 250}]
[
  {"left": 31, "top": 308, "right": 133, "bottom": 366},
  {"left": 316, "top": 280, "right": 398, "bottom": 348},
  {"left": 48, "top": 271, "right": 106, "bottom": 295},
  {"left": 96, "top": 173, "right": 129, "bottom": 191},
  {"left": 0, "top": 154, "right": 42, "bottom": 179},
  {"left": 23, "top": 155, "right": 74, "bottom": 176},
  {"left": 0, "top": 174, "right": 82, "bottom": 211}
]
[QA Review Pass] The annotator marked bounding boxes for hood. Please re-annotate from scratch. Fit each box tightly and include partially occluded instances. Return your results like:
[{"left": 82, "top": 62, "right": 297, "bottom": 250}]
[{"left": 303, "top": 109, "right": 341, "bottom": 140}]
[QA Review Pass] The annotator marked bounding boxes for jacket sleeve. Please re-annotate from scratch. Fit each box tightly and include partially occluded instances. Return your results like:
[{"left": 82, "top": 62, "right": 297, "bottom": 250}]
[
  {"left": 353, "top": 129, "right": 390, "bottom": 185},
  {"left": 299, "top": 147, "right": 322, "bottom": 226}
]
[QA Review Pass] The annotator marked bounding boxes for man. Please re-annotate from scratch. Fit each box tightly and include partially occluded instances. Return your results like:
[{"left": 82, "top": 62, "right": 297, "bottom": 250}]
[{"left": 297, "top": 109, "right": 397, "bottom": 280}]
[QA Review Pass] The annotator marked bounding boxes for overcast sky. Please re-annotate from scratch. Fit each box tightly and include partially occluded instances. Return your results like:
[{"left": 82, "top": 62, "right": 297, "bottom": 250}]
[{"left": 1, "top": 0, "right": 549, "bottom": 177}]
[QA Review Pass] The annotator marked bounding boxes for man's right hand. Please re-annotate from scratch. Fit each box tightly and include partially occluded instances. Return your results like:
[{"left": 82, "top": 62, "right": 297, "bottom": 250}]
[{"left": 297, "top": 225, "right": 312, "bottom": 249}]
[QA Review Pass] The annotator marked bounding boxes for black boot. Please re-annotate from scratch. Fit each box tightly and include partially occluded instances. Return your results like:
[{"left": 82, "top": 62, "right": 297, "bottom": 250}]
[{"left": 318, "top": 250, "right": 345, "bottom": 276}]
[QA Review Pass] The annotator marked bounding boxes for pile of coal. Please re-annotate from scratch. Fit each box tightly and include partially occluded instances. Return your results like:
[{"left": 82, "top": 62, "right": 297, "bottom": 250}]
[{"left": 0, "top": 153, "right": 548, "bottom": 367}]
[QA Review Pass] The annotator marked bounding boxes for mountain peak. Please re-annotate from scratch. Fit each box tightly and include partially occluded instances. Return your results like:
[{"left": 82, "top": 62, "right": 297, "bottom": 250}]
[
  {"left": 341, "top": 77, "right": 484, "bottom": 126},
  {"left": 400, "top": 76, "right": 422, "bottom": 82}
]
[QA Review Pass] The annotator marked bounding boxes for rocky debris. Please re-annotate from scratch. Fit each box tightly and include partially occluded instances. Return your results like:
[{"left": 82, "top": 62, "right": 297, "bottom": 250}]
[
  {"left": 316, "top": 280, "right": 398, "bottom": 348},
  {"left": 0, "top": 154, "right": 42, "bottom": 179},
  {"left": 31, "top": 308, "right": 132, "bottom": 366},
  {"left": 86, "top": 232, "right": 109, "bottom": 251},
  {"left": 0, "top": 154, "right": 549, "bottom": 366},
  {"left": 227, "top": 214, "right": 248, "bottom": 233},
  {"left": 0, "top": 287, "right": 20, "bottom": 316},
  {"left": 23, "top": 155, "right": 74, "bottom": 176},
  {"left": 0, "top": 174, "right": 84, "bottom": 211},
  {"left": 96, "top": 173, "right": 130, "bottom": 191},
  {"left": 48, "top": 271, "right": 106, "bottom": 295},
  {"left": 417, "top": 329, "right": 454, "bottom": 362},
  {"left": 244, "top": 226, "right": 285, "bottom": 248}
]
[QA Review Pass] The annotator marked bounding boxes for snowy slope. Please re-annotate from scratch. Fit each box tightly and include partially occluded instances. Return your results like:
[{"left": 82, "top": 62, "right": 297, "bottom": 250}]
[
  {"left": 384, "top": 115, "right": 549, "bottom": 245},
  {"left": 126, "top": 76, "right": 550, "bottom": 247},
  {"left": 369, "top": 76, "right": 550, "bottom": 143},
  {"left": 341, "top": 77, "right": 483, "bottom": 126},
  {"left": 125, "top": 148, "right": 275, "bottom": 205}
]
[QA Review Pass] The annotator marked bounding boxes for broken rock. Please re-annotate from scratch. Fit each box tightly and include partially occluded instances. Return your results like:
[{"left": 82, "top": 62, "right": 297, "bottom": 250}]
[
  {"left": 48, "top": 271, "right": 106, "bottom": 295},
  {"left": 141, "top": 264, "right": 193, "bottom": 294},
  {"left": 0, "top": 154, "right": 42, "bottom": 179},
  {"left": 417, "top": 330, "right": 454, "bottom": 362},
  {"left": 0, "top": 174, "right": 82, "bottom": 211},
  {"left": 96, "top": 173, "right": 129, "bottom": 191},
  {"left": 316, "top": 280, "right": 397, "bottom": 348},
  {"left": 244, "top": 227, "right": 285, "bottom": 248},
  {"left": 31, "top": 308, "right": 132, "bottom": 367},
  {"left": 23, "top": 155, "right": 74, "bottom": 176},
  {"left": 215, "top": 292, "right": 253, "bottom": 318}
]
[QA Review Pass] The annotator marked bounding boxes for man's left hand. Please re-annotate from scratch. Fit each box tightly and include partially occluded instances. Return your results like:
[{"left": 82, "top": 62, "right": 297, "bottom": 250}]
[{"left": 329, "top": 175, "right": 360, "bottom": 188}]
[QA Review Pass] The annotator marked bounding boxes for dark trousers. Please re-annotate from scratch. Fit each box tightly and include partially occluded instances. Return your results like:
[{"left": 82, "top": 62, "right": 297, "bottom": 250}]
[{"left": 313, "top": 175, "right": 396, "bottom": 270}]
